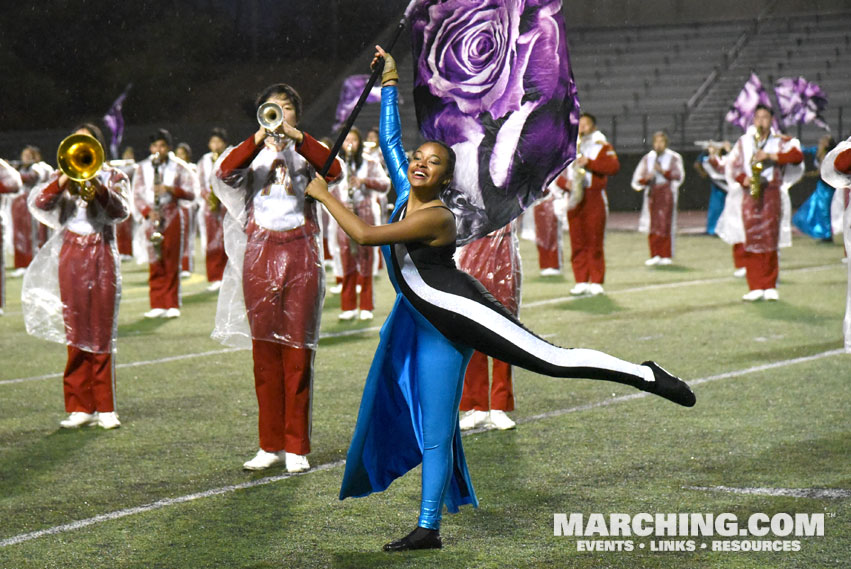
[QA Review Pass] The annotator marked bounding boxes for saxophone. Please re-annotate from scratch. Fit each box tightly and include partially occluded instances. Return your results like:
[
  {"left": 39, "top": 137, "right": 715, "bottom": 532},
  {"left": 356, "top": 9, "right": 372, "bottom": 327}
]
[
  {"left": 749, "top": 132, "right": 765, "bottom": 199},
  {"left": 149, "top": 154, "right": 165, "bottom": 257},
  {"left": 207, "top": 151, "right": 221, "bottom": 212}
]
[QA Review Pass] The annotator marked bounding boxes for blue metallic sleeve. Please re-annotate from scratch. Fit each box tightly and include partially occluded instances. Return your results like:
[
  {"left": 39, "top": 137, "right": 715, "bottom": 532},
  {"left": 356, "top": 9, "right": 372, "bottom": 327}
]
[{"left": 379, "top": 85, "right": 410, "bottom": 208}]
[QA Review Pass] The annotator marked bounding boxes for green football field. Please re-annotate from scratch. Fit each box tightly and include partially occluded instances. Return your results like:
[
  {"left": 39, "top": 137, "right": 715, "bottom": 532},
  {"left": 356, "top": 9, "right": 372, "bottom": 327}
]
[{"left": 1, "top": 226, "right": 849, "bottom": 568}]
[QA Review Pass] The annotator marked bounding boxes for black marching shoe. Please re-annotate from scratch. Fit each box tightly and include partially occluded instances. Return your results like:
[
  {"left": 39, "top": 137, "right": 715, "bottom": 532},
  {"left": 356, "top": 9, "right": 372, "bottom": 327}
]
[
  {"left": 383, "top": 526, "right": 442, "bottom": 552},
  {"left": 641, "top": 361, "right": 696, "bottom": 407}
]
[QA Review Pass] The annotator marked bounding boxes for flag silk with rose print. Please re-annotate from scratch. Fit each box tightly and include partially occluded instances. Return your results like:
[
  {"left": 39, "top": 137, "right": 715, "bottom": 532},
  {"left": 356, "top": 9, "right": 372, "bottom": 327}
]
[{"left": 406, "top": 0, "right": 580, "bottom": 244}]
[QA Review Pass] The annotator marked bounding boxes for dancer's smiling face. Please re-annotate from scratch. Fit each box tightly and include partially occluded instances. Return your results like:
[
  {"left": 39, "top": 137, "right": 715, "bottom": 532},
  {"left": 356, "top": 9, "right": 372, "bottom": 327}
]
[{"left": 408, "top": 142, "right": 452, "bottom": 195}]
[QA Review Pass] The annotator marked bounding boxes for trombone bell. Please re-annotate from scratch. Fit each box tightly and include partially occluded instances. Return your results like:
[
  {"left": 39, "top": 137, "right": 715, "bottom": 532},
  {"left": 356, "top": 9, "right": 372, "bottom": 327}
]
[
  {"left": 257, "top": 102, "right": 284, "bottom": 132},
  {"left": 57, "top": 134, "right": 105, "bottom": 182}
]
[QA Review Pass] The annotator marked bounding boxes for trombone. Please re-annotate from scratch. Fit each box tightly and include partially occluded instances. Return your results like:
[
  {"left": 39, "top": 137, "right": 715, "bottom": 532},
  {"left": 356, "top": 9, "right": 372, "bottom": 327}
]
[{"left": 57, "top": 133, "right": 105, "bottom": 202}]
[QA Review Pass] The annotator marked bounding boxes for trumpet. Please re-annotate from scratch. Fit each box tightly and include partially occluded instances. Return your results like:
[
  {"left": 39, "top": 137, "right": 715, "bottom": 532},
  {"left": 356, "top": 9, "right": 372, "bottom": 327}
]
[
  {"left": 257, "top": 102, "right": 284, "bottom": 141},
  {"left": 57, "top": 133, "right": 104, "bottom": 202}
]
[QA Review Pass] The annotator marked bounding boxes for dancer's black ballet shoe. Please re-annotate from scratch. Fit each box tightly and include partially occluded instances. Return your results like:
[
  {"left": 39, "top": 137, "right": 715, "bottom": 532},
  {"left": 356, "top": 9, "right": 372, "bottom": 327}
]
[
  {"left": 383, "top": 526, "right": 442, "bottom": 552},
  {"left": 641, "top": 361, "right": 696, "bottom": 407}
]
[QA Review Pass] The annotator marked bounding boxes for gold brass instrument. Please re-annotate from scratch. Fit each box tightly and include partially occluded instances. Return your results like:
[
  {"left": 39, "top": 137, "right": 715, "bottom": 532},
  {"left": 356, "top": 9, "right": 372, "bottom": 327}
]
[
  {"left": 149, "top": 153, "right": 166, "bottom": 256},
  {"left": 749, "top": 132, "right": 765, "bottom": 199},
  {"left": 257, "top": 102, "right": 284, "bottom": 142},
  {"left": 57, "top": 134, "right": 105, "bottom": 202},
  {"left": 571, "top": 153, "right": 586, "bottom": 206},
  {"left": 207, "top": 152, "right": 221, "bottom": 211}
]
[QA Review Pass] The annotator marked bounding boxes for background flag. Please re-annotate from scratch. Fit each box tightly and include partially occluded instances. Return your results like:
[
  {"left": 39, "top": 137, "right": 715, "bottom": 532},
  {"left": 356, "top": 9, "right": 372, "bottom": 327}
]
[
  {"left": 333, "top": 75, "right": 383, "bottom": 132},
  {"left": 103, "top": 84, "right": 131, "bottom": 160},
  {"left": 407, "top": 0, "right": 580, "bottom": 244},
  {"left": 725, "top": 72, "right": 772, "bottom": 131},
  {"left": 774, "top": 76, "right": 829, "bottom": 130}
]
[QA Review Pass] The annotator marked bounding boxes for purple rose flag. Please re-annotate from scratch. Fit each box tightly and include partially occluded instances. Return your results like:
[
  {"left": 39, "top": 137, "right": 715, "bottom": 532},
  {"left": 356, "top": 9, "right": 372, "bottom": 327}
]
[
  {"left": 725, "top": 72, "right": 772, "bottom": 132},
  {"left": 407, "top": 0, "right": 580, "bottom": 244},
  {"left": 333, "top": 75, "right": 383, "bottom": 131},
  {"left": 103, "top": 84, "right": 131, "bottom": 160},
  {"left": 774, "top": 77, "right": 829, "bottom": 130}
]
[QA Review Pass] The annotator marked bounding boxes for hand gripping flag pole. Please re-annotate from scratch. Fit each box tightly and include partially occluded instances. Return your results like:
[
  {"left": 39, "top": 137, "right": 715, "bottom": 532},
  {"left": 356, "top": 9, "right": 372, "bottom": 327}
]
[{"left": 318, "top": 17, "right": 407, "bottom": 179}]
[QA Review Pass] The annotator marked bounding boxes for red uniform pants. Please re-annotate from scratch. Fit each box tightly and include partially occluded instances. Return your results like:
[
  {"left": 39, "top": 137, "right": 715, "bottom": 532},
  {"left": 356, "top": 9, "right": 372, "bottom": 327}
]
[
  {"left": 732, "top": 242, "right": 746, "bottom": 269},
  {"left": 648, "top": 185, "right": 674, "bottom": 258},
  {"left": 338, "top": 200, "right": 376, "bottom": 311},
  {"left": 742, "top": 186, "right": 781, "bottom": 291},
  {"left": 567, "top": 188, "right": 607, "bottom": 283},
  {"left": 534, "top": 199, "right": 561, "bottom": 270},
  {"left": 148, "top": 212, "right": 182, "bottom": 309},
  {"left": 251, "top": 339, "right": 314, "bottom": 454},
  {"left": 204, "top": 209, "right": 227, "bottom": 282},
  {"left": 459, "top": 351, "right": 515, "bottom": 412}
]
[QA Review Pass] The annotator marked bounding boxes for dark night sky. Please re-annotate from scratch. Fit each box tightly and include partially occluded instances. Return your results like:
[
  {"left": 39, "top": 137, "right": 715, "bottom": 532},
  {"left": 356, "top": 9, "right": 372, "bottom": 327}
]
[{"left": 0, "top": 0, "right": 406, "bottom": 132}]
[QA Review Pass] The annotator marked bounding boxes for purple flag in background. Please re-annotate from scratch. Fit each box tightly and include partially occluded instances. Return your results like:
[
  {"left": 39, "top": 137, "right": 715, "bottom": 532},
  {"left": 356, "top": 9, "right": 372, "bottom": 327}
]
[
  {"left": 725, "top": 72, "right": 772, "bottom": 131},
  {"left": 774, "top": 77, "right": 829, "bottom": 130},
  {"left": 333, "top": 75, "right": 383, "bottom": 131},
  {"left": 407, "top": 0, "right": 580, "bottom": 244},
  {"left": 103, "top": 84, "right": 131, "bottom": 159}
]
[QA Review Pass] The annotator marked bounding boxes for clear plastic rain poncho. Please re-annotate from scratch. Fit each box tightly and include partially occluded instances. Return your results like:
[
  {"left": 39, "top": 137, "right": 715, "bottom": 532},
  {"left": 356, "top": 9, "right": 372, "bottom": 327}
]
[
  {"left": 456, "top": 220, "right": 522, "bottom": 316},
  {"left": 820, "top": 136, "right": 851, "bottom": 352},
  {"left": 719, "top": 125, "right": 804, "bottom": 252},
  {"left": 21, "top": 167, "right": 131, "bottom": 353},
  {"left": 210, "top": 137, "right": 341, "bottom": 350}
]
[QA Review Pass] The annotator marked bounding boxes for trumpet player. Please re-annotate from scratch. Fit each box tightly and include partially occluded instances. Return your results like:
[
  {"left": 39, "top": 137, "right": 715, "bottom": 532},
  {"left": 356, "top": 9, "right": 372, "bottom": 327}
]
[
  {"left": 133, "top": 129, "right": 197, "bottom": 318},
  {"left": 212, "top": 83, "right": 342, "bottom": 472},
  {"left": 197, "top": 128, "right": 230, "bottom": 291},
  {"left": 22, "top": 123, "right": 130, "bottom": 429},
  {"left": 566, "top": 113, "right": 620, "bottom": 296},
  {"left": 0, "top": 158, "right": 23, "bottom": 315},
  {"left": 631, "top": 131, "right": 685, "bottom": 266},
  {"left": 723, "top": 105, "right": 803, "bottom": 301},
  {"left": 820, "top": 137, "right": 851, "bottom": 350}
]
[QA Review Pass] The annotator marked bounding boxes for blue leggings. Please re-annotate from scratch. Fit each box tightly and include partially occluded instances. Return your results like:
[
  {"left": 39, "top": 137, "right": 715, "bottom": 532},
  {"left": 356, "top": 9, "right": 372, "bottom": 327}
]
[{"left": 414, "top": 316, "right": 473, "bottom": 530}]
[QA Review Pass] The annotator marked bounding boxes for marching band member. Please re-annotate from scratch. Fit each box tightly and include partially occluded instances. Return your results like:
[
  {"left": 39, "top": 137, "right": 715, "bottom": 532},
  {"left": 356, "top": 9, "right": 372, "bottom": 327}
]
[
  {"left": 532, "top": 172, "right": 566, "bottom": 276},
  {"left": 197, "top": 128, "right": 230, "bottom": 291},
  {"left": 212, "top": 83, "right": 342, "bottom": 472},
  {"left": 10, "top": 146, "right": 53, "bottom": 277},
  {"left": 0, "top": 159, "right": 23, "bottom": 314},
  {"left": 723, "top": 105, "right": 803, "bottom": 301},
  {"left": 457, "top": 221, "right": 521, "bottom": 431},
  {"left": 565, "top": 113, "right": 619, "bottom": 296},
  {"left": 133, "top": 129, "right": 197, "bottom": 318},
  {"left": 820, "top": 137, "right": 851, "bottom": 350},
  {"left": 22, "top": 123, "right": 130, "bottom": 429},
  {"left": 176, "top": 142, "right": 198, "bottom": 277},
  {"left": 337, "top": 127, "right": 390, "bottom": 321},
  {"left": 632, "top": 131, "right": 685, "bottom": 266},
  {"left": 111, "top": 146, "right": 137, "bottom": 261}
]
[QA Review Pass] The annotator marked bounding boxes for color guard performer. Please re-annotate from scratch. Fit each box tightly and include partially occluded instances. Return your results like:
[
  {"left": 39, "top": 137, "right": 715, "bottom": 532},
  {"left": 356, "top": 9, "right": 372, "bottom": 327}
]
[
  {"left": 22, "top": 124, "right": 130, "bottom": 429},
  {"left": 723, "top": 105, "right": 803, "bottom": 301},
  {"left": 632, "top": 131, "right": 685, "bottom": 266},
  {"left": 212, "top": 83, "right": 342, "bottom": 472},
  {"left": 133, "top": 129, "right": 197, "bottom": 318},
  {"left": 565, "top": 113, "right": 619, "bottom": 296},
  {"left": 0, "top": 159, "right": 23, "bottom": 314}
]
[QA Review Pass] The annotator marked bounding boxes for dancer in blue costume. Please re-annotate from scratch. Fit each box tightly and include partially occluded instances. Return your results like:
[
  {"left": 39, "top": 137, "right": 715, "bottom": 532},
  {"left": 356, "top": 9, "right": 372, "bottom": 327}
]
[
  {"left": 793, "top": 135, "right": 836, "bottom": 241},
  {"left": 694, "top": 142, "right": 731, "bottom": 236},
  {"left": 306, "top": 47, "right": 695, "bottom": 552}
]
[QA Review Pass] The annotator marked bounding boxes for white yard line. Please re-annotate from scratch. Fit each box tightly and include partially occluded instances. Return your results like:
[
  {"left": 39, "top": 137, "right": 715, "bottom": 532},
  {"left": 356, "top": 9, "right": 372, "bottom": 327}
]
[
  {"left": 0, "top": 327, "right": 382, "bottom": 386},
  {"left": 684, "top": 485, "right": 851, "bottom": 500},
  {"left": 1, "top": 347, "right": 845, "bottom": 548}
]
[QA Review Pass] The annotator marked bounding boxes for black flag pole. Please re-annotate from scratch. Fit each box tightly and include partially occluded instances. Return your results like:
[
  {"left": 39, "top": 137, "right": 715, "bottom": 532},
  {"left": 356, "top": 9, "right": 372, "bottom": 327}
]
[{"left": 318, "top": 16, "right": 407, "bottom": 178}]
